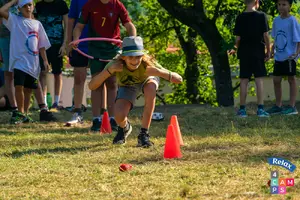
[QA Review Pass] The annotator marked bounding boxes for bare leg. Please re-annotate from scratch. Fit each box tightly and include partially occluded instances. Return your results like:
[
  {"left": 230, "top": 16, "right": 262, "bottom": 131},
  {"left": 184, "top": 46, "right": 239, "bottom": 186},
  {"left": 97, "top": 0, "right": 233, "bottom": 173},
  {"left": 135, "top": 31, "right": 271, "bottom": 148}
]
[
  {"left": 54, "top": 73, "right": 62, "bottom": 103},
  {"left": 73, "top": 67, "right": 86, "bottom": 110},
  {"left": 255, "top": 77, "right": 264, "bottom": 105},
  {"left": 288, "top": 76, "right": 297, "bottom": 107},
  {"left": 273, "top": 76, "right": 282, "bottom": 107},
  {"left": 105, "top": 75, "right": 117, "bottom": 117},
  {"left": 114, "top": 99, "right": 131, "bottom": 128},
  {"left": 15, "top": 85, "right": 24, "bottom": 113},
  {"left": 142, "top": 82, "right": 157, "bottom": 129},
  {"left": 239, "top": 78, "right": 249, "bottom": 106},
  {"left": 24, "top": 88, "right": 32, "bottom": 113},
  {"left": 39, "top": 71, "right": 47, "bottom": 98},
  {"left": 4, "top": 71, "right": 17, "bottom": 107}
]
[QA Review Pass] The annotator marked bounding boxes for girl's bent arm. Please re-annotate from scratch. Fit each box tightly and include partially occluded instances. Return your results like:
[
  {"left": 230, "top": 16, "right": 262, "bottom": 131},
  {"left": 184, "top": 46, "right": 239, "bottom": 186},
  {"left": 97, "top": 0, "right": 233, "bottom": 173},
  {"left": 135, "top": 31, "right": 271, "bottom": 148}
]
[
  {"left": 88, "top": 69, "right": 112, "bottom": 90},
  {"left": 145, "top": 67, "right": 182, "bottom": 84}
]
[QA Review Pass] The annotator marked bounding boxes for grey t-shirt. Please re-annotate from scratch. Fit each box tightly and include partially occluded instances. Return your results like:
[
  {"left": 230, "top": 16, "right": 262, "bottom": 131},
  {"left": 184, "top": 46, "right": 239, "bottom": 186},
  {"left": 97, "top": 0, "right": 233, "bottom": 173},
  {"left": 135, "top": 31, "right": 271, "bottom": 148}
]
[{"left": 272, "top": 16, "right": 300, "bottom": 61}]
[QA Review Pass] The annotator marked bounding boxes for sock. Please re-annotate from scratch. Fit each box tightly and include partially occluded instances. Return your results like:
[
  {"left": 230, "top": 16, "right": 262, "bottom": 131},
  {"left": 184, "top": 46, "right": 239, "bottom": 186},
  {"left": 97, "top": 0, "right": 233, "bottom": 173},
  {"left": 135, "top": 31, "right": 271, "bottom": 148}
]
[
  {"left": 44, "top": 95, "right": 47, "bottom": 106},
  {"left": 39, "top": 104, "right": 48, "bottom": 112},
  {"left": 124, "top": 121, "right": 130, "bottom": 131},
  {"left": 140, "top": 128, "right": 148, "bottom": 134},
  {"left": 100, "top": 108, "right": 107, "bottom": 115},
  {"left": 258, "top": 104, "right": 264, "bottom": 110},
  {"left": 240, "top": 105, "right": 246, "bottom": 110},
  {"left": 93, "top": 116, "right": 101, "bottom": 122},
  {"left": 54, "top": 95, "right": 60, "bottom": 104},
  {"left": 110, "top": 116, "right": 115, "bottom": 120}
]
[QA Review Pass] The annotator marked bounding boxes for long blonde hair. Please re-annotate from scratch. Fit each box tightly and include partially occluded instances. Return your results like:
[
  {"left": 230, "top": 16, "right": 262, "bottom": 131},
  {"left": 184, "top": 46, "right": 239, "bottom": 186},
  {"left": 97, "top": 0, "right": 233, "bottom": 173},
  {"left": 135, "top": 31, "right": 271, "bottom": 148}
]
[{"left": 116, "top": 53, "right": 157, "bottom": 69}]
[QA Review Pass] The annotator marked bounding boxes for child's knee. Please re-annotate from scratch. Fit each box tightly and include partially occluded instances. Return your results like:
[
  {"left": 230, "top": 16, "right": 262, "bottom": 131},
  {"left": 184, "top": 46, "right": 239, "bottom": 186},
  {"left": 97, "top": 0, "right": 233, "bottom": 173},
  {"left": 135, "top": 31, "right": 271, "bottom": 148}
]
[{"left": 288, "top": 76, "right": 296, "bottom": 83}]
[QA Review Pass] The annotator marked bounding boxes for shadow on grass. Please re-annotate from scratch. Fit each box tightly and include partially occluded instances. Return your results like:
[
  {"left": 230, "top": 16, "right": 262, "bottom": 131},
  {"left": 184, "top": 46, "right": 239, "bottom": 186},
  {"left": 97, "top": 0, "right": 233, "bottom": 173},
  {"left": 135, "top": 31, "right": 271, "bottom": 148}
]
[
  {"left": 3, "top": 143, "right": 103, "bottom": 158},
  {"left": 35, "top": 127, "right": 92, "bottom": 134},
  {"left": 0, "top": 129, "right": 16, "bottom": 135}
]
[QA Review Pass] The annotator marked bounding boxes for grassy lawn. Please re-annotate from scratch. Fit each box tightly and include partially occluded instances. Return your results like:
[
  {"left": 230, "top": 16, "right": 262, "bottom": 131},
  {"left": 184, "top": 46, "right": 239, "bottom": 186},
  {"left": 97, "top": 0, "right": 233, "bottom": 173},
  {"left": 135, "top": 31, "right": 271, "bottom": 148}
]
[{"left": 0, "top": 104, "right": 299, "bottom": 199}]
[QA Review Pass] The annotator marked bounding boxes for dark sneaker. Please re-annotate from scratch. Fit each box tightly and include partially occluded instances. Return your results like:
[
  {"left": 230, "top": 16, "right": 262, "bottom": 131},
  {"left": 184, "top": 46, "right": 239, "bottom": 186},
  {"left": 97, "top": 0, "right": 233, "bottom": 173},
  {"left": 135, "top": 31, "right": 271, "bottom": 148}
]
[
  {"left": 267, "top": 105, "right": 283, "bottom": 115},
  {"left": 40, "top": 110, "right": 57, "bottom": 122},
  {"left": 257, "top": 109, "right": 270, "bottom": 117},
  {"left": 51, "top": 102, "right": 58, "bottom": 110},
  {"left": 113, "top": 122, "right": 132, "bottom": 144},
  {"left": 10, "top": 111, "right": 25, "bottom": 124},
  {"left": 237, "top": 108, "right": 247, "bottom": 117},
  {"left": 91, "top": 118, "right": 101, "bottom": 132},
  {"left": 281, "top": 106, "right": 298, "bottom": 115},
  {"left": 110, "top": 118, "right": 118, "bottom": 131},
  {"left": 23, "top": 114, "right": 34, "bottom": 123},
  {"left": 137, "top": 132, "right": 154, "bottom": 148}
]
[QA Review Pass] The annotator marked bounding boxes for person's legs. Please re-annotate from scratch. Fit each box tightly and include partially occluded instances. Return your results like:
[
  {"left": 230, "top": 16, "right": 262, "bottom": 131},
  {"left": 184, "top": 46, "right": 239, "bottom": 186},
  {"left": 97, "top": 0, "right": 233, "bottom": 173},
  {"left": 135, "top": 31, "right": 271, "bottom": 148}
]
[
  {"left": 66, "top": 50, "right": 88, "bottom": 125},
  {"left": 90, "top": 59, "right": 108, "bottom": 131},
  {"left": 112, "top": 86, "right": 138, "bottom": 144},
  {"left": 239, "top": 78, "right": 249, "bottom": 107},
  {"left": 39, "top": 70, "right": 47, "bottom": 105},
  {"left": 105, "top": 75, "right": 117, "bottom": 130},
  {"left": 288, "top": 76, "right": 297, "bottom": 107},
  {"left": 50, "top": 45, "right": 64, "bottom": 107},
  {"left": 15, "top": 85, "right": 24, "bottom": 113},
  {"left": 4, "top": 71, "right": 17, "bottom": 109},
  {"left": 0, "top": 37, "right": 17, "bottom": 110},
  {"left": 137, "top": 80, "right": 157, "bottom": 147},
  {"left": 281, "top": 75, "right": 299, "bottom": 115},
  {"left": 273, "top": 76, "right": 282, "bottom": 107},
  {"left": 23, "top": 87, "right": 32, "bottom": 113},
  {"left": 113, "top": 99, "right": 132, "bottom": 144}
]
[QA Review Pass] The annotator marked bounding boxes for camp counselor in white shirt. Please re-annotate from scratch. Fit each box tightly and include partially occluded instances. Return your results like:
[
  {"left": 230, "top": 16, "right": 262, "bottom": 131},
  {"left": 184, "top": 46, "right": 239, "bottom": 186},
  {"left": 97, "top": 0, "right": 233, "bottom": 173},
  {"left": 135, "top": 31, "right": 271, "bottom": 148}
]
[{"left": 3, "top": 11, "right": 50, "bottom": 79}]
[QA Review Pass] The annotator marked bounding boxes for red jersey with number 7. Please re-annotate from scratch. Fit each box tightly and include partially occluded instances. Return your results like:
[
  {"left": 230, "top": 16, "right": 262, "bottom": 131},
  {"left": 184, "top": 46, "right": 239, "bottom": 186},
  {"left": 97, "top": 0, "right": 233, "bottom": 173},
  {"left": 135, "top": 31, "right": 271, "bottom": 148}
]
[{"left": 78, "top": 0, "right": 131, "bottom": 43}]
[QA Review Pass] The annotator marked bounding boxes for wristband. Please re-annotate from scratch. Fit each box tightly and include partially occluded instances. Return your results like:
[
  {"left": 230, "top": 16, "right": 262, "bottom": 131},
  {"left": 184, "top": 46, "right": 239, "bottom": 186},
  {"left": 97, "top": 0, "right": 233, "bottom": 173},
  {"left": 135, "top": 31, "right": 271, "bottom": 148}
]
[{"left": 107, "top": 68, "right": 112, "bottom": 75}]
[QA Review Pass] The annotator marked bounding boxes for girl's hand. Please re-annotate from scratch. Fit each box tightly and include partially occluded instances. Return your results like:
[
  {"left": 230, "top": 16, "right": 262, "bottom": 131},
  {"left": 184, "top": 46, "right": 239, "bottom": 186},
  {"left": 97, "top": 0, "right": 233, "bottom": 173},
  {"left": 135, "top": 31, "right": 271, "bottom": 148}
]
[
  {"left": 43, "top": 61, "right": 51, "bottom": 72},
  {"left": 58, "top": 44, "right": 66, "bottom": 57},
  {"left": 110, "top": 60, "right": 124, "bottom": 73},
  {"left": 170, "top": 72, "right": 183, "bottom": 84}
]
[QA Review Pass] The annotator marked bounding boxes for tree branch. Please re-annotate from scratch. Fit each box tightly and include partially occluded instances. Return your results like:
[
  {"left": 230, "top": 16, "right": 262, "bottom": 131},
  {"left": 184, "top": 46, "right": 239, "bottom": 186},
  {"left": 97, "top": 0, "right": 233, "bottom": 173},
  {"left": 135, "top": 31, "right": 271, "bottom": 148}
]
[
  {"left": 144, "top": 26, "right": 175, "bottom": 44},
  {"left": 212, "top": 0, "right": 223, "bottom": 23}
]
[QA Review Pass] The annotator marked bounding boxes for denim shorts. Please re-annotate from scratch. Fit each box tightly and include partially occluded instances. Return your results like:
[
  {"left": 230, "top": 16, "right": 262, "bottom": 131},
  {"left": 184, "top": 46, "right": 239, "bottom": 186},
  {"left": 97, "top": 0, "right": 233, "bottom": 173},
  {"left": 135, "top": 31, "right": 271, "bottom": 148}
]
[{"left": 116, "top": 76, "right": 160, "bottom": 106}]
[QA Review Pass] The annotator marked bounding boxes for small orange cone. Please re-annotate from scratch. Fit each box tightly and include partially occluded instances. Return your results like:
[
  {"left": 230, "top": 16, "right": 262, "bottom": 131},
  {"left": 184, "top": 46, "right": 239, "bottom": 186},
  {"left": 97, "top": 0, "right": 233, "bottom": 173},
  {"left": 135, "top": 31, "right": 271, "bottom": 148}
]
[
  {"left": 100, "top": 111, "right": 112, "bottom": 134},
  {"left": 170, "top": 115, "right": 184, "bottom": 146},
  {"left": 164, "top": 124, "right": 182, "bottom": 159}
]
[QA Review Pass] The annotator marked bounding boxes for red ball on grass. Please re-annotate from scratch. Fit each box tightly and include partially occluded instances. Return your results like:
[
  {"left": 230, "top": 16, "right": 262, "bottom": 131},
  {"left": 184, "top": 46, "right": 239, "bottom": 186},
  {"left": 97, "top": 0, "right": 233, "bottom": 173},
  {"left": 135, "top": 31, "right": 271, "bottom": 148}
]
[{"left": 119, "top": 164, "right": 132, "bottom": 172}]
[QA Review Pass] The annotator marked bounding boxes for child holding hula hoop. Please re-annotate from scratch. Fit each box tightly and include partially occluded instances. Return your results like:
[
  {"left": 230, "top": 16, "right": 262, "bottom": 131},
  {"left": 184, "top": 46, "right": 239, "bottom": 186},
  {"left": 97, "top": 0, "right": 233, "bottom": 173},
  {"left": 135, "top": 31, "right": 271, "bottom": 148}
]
[
  {"left": 73, "top": 0, "right": 136, "bottom": 132},
  {"left": 89, "top": 36, "right": 183, "bottom": 147}
]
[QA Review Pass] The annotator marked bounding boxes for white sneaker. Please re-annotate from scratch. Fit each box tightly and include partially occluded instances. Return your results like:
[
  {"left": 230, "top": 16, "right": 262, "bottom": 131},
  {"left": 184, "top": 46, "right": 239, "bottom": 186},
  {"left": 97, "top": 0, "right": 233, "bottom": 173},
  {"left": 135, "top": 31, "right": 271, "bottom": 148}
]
[{"left": 65, "top": 113, "right": 83, "bottom": 126}]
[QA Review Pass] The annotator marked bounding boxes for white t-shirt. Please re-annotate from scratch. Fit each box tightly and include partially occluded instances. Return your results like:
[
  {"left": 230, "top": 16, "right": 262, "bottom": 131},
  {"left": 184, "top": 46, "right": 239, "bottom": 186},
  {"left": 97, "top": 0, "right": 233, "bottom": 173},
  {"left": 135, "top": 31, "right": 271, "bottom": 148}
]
[
  {"left": 3, "top": 12, "right": 50, "bottom": 79},
  {"left": 271, "top": 16, "right": 300, "bottom": 61}
]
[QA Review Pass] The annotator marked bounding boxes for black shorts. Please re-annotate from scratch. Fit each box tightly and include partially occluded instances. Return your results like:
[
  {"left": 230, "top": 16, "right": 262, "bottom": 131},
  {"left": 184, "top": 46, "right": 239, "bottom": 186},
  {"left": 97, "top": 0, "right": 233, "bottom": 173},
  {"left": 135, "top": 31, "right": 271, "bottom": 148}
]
[
  {"left": 40, "top": 44, "right": 63, "bottom": 74},
  {"left": 239, "top": 58, "right": 267, "bottom": 78},
  {"left": 14, "top": 69, "right": 38, "bottom": 89},
  {"left": 69, "top": 50, "right": 88, "bottom": 67},
  {"left": 273, "top": 60, "right": 296, "bottom": 76}
]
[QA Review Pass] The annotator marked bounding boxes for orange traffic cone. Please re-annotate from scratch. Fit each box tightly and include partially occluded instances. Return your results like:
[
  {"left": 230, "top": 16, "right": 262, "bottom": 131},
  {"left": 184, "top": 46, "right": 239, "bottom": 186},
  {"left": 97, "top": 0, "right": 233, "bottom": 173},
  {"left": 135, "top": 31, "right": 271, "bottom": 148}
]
[
  {"left": 164, "top": 124, "right": 182, "bottom": 159},
  {"left": 170, "top": 115, "right": 184, "bottom": 146},
  {"left": 100, "top": 111, "right": 112, "bottom": 134}
]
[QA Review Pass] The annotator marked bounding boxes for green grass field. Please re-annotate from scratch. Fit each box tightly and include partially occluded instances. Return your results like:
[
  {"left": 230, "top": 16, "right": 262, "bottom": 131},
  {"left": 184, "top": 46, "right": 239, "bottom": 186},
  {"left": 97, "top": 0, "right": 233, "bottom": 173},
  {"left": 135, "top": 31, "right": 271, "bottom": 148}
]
[{"left": 0, "top": 104, "right": 299, "bottom": 199}]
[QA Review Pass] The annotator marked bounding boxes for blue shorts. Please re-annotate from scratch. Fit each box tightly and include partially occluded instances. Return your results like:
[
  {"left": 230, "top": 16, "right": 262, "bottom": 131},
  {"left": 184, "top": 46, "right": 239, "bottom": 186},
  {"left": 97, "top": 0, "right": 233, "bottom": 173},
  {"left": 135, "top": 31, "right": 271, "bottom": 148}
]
[{"left": 0, "top": 37, "right": 10, "bottom": 72}]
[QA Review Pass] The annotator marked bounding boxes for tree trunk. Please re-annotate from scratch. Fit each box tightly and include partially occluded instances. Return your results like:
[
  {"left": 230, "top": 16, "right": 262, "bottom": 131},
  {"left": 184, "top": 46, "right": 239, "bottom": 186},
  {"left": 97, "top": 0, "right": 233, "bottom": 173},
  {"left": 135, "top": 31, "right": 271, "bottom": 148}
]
[
  {"left": 174, "top": 26, "right": 201, "bottom": 103},
  {"left": 158, "top": 0, "right": 234, "bottom": 106}
]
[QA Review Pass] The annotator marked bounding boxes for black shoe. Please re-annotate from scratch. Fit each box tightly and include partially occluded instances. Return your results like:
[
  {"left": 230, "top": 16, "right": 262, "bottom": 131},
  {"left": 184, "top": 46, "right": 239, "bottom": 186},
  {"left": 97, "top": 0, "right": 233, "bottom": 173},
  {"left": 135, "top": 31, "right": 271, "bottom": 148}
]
[
  {"left": 110, "top": 118, "right": 118, "bottom": 131},
  {"left": 40, "top": 111, "right": 57, "bottom": 122},
  {"left": 91, "top": 118, "right": 101, "bottom": 132},
  {"left": 137, "top": 132, "right": 154, "bottom": 148},
  {"left": 113, "top": 122, "right": 132, "bottom": 144}
]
